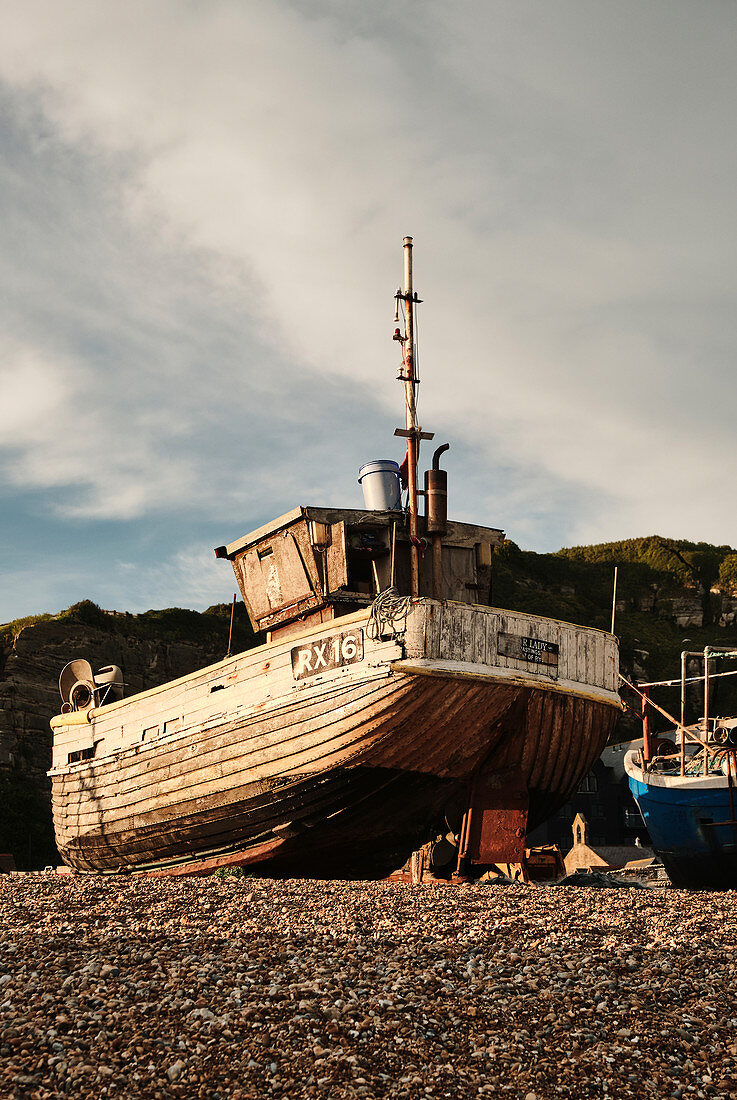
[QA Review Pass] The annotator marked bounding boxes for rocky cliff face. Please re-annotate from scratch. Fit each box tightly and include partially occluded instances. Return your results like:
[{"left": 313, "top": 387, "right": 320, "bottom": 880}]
[
  {"left": 716, "top": 589, "right": 737, "bottom": 628},
  {"left": 0, "top": 602, "right": 255, "bottom": 869}
]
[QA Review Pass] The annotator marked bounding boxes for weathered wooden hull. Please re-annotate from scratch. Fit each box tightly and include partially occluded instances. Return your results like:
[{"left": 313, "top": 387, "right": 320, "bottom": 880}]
[{"left": 50, "top": 600, "right": 621, "bottom": 875}]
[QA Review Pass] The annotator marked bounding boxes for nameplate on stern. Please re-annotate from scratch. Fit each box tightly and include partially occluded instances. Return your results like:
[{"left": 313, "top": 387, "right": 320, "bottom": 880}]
[
  {"left": 498, "top": 632, "right": 559, "bottom": 669},
  {"left": 291, "top": 629, "right": 365, "bottom": 681}
]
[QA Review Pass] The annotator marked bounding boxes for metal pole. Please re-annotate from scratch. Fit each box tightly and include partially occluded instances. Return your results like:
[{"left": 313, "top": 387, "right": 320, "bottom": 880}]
[
  {"left": 610, "top": 565, "right": 618, "bottom": 635},
  {"left": 641, "top": 686, "right": 652, "bottom": 763},
  {"left": 704, "top": 648, "right": 710, "bottom": 776},
  {"left": 686, "top": 646, "right": 690, "bottom": 778},
  {"left": 226, "top": 593, "right": 236, "bottom": 658},
  {"left": 403, "top": 236, "right": 420, "bottom": 597},
  {"left": 390, "top": 520, "right": 397, "bottom": 588}
]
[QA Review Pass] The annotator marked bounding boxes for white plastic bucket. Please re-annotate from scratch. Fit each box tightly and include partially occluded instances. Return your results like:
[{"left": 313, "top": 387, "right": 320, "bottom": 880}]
[{"left": 358, "top": 459, "right": 402, "bottom": 511}]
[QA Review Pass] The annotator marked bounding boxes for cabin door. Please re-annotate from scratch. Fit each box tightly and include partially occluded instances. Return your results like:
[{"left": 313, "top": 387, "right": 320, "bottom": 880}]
[
  {"left": 442, "top": 546, "right": 477, "bottom": 604},
  {"left": 240, "top": 532, "right": 318, "bottom": 622}
]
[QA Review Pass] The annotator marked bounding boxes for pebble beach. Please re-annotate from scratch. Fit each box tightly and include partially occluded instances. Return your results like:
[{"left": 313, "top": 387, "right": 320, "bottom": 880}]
[{"left": 1, "top": 876, "right": 736, "bottom": 1099}]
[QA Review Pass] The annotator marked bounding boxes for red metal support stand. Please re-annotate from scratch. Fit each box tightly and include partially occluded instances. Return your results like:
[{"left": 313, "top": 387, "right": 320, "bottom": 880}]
[{"left": 454, "top": 766, "right": 529, "bottom": 879}]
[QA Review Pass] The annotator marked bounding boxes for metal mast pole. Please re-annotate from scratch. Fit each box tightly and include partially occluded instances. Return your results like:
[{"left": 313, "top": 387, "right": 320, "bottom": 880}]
[{"left": 402, "top": 236, "right": 420, "bottom": 597}]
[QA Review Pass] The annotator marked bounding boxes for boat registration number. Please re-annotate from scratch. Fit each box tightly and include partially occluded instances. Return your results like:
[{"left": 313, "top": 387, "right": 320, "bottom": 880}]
[
  {"left": 291, "top": 629, "right": 365, "bottom": 681},
  {"left": 498, "top": 632, "right": 559, "bottom": 668}
]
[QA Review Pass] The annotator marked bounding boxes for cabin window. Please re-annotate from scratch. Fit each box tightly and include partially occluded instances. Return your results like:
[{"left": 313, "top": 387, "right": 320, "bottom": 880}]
[
  {"left": 346, "top": 530, "right": 388, "bottom": 594},
  {"left": 163, "top": 719, "right": 181, "bottom": 735},
  {"left": 68, "top": 746, "right": 94, "bottom": 764},
  {"left": 577, "top": 772, "right": 598, "bottom": 794},
  {"left": 142, "top": 725, "right": 158, "bottom": 742},
  {"left": 347, "top": 549, "right": 374, "bottom": 593}
]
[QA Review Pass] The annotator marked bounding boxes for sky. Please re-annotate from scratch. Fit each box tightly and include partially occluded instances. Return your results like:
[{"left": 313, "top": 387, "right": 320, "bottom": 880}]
[{"left": 1, "top": 0, "right": 736, "bottom": 621}]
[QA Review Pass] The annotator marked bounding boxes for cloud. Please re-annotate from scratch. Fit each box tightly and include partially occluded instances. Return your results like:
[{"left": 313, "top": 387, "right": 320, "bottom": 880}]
[
  {"left": 112, "top": 545, "right": 236, "bottom": 613},
  {"left": 0, "top": 1, "right": 736, "bottom": 621}
]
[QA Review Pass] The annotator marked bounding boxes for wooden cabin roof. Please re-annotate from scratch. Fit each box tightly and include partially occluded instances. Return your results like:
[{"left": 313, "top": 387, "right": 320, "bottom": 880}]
[{"left": 216, "top": 506, "right": 505, "bottom": 560}]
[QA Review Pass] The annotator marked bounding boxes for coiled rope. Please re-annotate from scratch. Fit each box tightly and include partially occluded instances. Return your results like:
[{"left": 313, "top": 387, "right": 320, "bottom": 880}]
[{"left": 366, "top": 587, "right": 415, "bottom": 640}]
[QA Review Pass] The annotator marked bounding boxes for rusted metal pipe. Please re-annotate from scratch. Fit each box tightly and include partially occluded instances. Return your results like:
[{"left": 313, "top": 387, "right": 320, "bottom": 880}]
[
  {"left": 426, "top": 443, "right": 449, "bottom": 600},
  {"left": 426, "top": 444, "right": 449, "bottom": 533},
  {"left": 641, "top": 686, "right": 652, "bottom": 763}
]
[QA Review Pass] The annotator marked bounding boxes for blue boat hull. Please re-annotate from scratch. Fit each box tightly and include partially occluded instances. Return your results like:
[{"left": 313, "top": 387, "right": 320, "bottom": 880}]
[{"left": 629, "top": 775, "right": 737, "bottom": 889}]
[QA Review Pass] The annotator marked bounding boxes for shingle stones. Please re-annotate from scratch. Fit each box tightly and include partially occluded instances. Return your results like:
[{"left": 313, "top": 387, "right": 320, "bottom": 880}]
[{"left": 0, "top": 875, "right": 736, "bottom": 1099}]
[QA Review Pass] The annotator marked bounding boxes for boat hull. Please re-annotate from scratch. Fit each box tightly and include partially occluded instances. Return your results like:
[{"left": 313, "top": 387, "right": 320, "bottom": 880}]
[
  {"left": 50, "top": 600, "right": 621, "bottom": 875},
  {"left": 627, "top": 767, "right": 737, "bottom": 889}
]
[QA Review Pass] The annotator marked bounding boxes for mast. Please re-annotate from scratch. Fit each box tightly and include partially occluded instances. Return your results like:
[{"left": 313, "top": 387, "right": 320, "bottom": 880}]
[
  {"left": 394, "top": 236, "right": 432, "bottom": 597},
  {"left": 403, "top": 237, "right": 420, "bottom": 596}
]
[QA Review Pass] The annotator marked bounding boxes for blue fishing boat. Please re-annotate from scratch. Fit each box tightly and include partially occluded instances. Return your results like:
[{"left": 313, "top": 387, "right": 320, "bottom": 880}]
[{"left": 623, "top": 646, "right": 737, "bottom": 890}]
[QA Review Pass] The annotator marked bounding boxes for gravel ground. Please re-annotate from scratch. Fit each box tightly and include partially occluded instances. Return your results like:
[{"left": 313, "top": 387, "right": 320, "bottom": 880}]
[{"left": 1, "top": 876, "right": 736, "bottom": 1099}]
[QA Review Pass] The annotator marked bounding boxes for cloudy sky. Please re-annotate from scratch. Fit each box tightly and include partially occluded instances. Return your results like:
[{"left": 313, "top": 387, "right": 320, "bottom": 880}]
[{"left": 1, "top": 0, "right": 736, "bottom": 621}]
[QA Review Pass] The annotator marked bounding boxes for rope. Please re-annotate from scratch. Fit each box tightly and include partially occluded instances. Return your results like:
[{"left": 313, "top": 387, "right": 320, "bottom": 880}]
[{"left": 366, "top": 587, "right": 415, "bottom": 640}]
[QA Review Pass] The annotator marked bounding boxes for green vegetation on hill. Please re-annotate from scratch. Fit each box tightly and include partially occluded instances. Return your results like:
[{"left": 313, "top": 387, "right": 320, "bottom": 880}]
[
  {"left": 0, "top": 599, "right": 257, "bottom": 657},
  {"left": 558, "top": 535, "right": 733, "bottom": 582},
  {"left": 720, "top": 553, "right": 737, "bottom": 589}
]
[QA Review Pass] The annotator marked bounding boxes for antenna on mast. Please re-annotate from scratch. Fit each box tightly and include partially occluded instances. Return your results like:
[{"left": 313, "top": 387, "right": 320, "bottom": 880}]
[{"left": 393, "top": 236, "right": 433, "bottom": 597}]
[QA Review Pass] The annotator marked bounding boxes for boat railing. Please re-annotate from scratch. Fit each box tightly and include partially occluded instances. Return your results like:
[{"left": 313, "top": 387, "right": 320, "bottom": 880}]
[
  {"left": 622, "top": 653, "right": 737, "bottom": 830},
  {"left": 620, "top": 645, "right": 737, "bottom": 779}
]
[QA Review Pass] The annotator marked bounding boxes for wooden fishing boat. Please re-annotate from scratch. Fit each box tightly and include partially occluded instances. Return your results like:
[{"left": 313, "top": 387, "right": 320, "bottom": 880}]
[{"left": 49, "top": 238, "right": 622, "bottom": 877}]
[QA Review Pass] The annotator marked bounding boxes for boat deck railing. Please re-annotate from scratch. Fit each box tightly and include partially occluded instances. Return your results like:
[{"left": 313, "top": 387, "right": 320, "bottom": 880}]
[
  {"left": 621, "top": 646, "right": 737, "bottom": 828},
  {"left": 620, "top": 645, "right": 737, "bottom": 778}
]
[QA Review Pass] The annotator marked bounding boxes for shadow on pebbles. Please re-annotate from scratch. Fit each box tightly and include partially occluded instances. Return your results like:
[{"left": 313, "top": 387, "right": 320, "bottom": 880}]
[{"left": 1, "top": 876, "right": 736, "bottom": 1099}]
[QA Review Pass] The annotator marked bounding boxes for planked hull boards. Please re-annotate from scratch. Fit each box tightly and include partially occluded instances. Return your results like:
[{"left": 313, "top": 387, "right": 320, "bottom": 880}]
[{"left": 50, "top": 598, "right": 621, "bottom": 875}]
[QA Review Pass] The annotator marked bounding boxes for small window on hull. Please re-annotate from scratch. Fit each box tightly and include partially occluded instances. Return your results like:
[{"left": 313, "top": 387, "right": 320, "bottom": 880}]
[{"left": 68, "top": 746, "right": 94, "bottom": 765}]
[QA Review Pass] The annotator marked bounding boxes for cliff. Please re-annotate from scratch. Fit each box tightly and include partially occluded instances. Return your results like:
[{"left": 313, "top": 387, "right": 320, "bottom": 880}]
[{"left": 0, "top": 600, "right": 256, "bottom": 869}]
